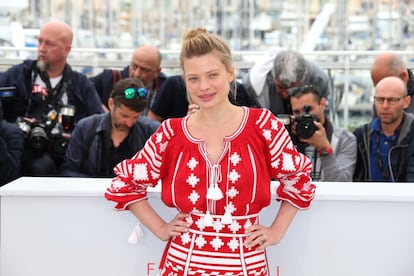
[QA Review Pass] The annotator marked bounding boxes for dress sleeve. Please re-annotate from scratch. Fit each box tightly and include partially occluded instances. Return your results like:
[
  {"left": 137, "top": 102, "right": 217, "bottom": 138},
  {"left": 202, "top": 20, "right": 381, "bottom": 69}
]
[
  {"left": 104, "top": 119, "right": 175, "bottom": 210},
  {"left": 258, "top": 109, "right": 316, "bottom": 209}
]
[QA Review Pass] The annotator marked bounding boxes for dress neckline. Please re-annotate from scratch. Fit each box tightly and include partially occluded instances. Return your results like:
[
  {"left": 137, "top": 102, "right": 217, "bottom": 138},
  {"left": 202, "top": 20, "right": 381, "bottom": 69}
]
[{"left": 182, "top": 106, "right": 249, "bottom": 143}]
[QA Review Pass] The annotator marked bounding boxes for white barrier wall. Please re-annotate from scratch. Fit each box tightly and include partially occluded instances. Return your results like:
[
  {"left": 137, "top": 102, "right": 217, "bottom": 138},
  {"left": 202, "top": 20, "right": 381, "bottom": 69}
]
[{"left": 1, "top": 177, "right": 414, "bottom": 276}]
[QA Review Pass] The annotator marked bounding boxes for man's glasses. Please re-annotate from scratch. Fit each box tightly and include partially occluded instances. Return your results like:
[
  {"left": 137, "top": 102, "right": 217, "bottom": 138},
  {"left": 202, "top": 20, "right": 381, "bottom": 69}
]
[
  {"left": 288, "top": 85, "right": 315, "bottom": 96},
  {"left": 373, "top": 96, "right": 405, "bottom": 105},
  {"left": 124, "top": 87, "right": 148, "bottom": 100}
]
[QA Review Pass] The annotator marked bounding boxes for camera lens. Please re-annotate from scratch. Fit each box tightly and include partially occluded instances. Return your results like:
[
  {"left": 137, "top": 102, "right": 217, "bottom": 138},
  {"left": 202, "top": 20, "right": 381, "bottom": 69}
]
[
  {"left": 296, "top": 119, "right": 316, "bottom": 139},
  {"left": 30, "top": 126, "right": 49, "bottom": 152}
]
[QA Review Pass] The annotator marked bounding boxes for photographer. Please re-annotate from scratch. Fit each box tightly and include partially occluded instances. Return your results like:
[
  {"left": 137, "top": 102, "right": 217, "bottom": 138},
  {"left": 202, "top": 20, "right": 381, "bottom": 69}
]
[
  {"left": 0, "top": 20, "right": 103, "bottom": 175},
  {"left": 286, "top": 85, "right": 356, "bottom": 181},
  {"left": 0, "top": 100, "right": 24, "bottom": 186},
  {"left": 243, "top": 50, "right": 331, "bottom": 115},
  {"left": 60, "top": 78, "right": 160, "bottom": 177}
]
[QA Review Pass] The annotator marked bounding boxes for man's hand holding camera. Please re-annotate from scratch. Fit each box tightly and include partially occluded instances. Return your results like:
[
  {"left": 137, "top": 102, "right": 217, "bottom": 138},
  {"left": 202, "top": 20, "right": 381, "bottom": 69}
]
[
  {"left": 278, "top": 104, "right": 333, "bottom": 157},
  {"left": 292, "top": 120, "right": 331, "bottom": 151}
]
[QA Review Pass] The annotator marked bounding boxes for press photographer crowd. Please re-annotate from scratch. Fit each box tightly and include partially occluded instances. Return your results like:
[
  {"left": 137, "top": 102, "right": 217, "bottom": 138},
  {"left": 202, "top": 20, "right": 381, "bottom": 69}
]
[{"left": 1, "top": 20, "right": 414, "bottom": 187}]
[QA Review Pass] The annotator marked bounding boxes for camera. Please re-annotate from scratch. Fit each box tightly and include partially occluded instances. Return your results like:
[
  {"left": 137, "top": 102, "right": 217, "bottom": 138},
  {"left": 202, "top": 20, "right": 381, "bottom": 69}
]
[
  {"left": 278, "top": 105, "right": 320, "bottom": 140},
  {"left": 16, "top": 105, "right": 76, "bottom": 158},
  {"left": 294, "top": 106, "right": 320, "bottom": 139}
]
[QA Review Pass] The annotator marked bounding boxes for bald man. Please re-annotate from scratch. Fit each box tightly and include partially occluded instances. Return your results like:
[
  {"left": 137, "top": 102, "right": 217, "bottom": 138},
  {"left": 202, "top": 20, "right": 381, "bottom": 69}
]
[
  {"left": 0, "top": 20, "right": 103, "bottom": 175},
  {"left": 353, "top": 76, "right": 414, "bottom": 182},
  {"left": 90, "top": 45, "right": 167, "bottom": 112},
  {"left": 370, "top": 52, "right": 414, "bottom": 113}
]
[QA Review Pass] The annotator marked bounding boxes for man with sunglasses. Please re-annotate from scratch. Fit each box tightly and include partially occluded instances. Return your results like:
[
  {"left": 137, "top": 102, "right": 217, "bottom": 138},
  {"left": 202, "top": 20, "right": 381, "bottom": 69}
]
[
  {"left": 243, "top": 50, "right": 331, "bottom": 115},
  {"left": 353, "top": 76, "right": 414, "bottom": 182},
  {"left": 288, "top": 84, "right": 356, "bottom": 181},
  {"left": 60, "top": 78, "right": 160, "bottom": 177},
  {"left": 90, "top": 44, "right": 167, "bottom": 113}
]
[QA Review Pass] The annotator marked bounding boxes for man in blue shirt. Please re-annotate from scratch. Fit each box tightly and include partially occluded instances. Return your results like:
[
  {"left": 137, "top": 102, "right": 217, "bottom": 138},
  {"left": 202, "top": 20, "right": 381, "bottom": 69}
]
[{"left": 353, "top": 76, "right": 414, "bottom": 182}]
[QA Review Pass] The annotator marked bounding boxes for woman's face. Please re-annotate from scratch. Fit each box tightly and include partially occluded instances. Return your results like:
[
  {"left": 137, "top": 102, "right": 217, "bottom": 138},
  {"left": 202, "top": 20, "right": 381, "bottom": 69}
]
[{"left": 183, "top": 52, "right": 234, "bottom": 109}]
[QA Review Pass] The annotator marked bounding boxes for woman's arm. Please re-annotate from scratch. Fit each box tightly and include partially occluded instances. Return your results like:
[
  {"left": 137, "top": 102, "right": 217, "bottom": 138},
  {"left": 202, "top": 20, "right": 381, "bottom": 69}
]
[{"left": 128, "top": 200, "right": 189, "bottom": 241}]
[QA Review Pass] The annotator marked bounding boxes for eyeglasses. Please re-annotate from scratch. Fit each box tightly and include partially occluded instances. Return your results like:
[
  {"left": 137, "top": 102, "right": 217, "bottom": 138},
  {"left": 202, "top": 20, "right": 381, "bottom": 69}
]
[
  {"left": 288, "top": 85, "right": 315, "bottom": 96},
  {"left": 373, "top": 96, "right": 406, "bottom": 105},
  {"left": 124, "top": 87, "right": 148, "bottom": 100}
]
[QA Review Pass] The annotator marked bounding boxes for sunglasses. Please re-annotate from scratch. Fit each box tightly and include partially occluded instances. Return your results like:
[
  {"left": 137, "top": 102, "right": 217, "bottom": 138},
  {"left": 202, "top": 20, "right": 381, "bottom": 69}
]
[
  {"left": 124, "top": 87, "right": 148, "bottom": 100},
  {"left": 288, "top": 85, "right": 315, "bottom": 96}
]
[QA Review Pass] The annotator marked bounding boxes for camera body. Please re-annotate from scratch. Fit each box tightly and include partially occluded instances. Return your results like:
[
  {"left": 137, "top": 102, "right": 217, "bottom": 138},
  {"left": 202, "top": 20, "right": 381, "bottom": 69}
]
[
  {"left": 16, "top": 105, "right": 75, "bottom": 158},
  {"left": 278, "top": 105, "right": 320, "bottom": 140}
]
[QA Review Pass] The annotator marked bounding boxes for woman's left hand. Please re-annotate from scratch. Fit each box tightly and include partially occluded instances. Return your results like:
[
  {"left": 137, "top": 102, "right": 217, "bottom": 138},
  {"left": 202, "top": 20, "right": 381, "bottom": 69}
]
[{"left": 244, "top": 224, "right": 283, "bottom": 251}]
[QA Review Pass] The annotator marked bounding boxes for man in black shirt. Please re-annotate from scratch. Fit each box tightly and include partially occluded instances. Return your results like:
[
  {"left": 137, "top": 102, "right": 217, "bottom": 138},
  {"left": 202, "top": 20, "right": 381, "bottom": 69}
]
[{"left": 60, "top": 78, "right": 160, "bottom": 177}]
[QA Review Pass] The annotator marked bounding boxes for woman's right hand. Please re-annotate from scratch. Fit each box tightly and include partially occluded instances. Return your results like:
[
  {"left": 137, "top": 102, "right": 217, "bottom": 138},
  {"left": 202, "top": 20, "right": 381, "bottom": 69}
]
[{"left": 158, "top": 213, "right": 189, "bottom": 240}]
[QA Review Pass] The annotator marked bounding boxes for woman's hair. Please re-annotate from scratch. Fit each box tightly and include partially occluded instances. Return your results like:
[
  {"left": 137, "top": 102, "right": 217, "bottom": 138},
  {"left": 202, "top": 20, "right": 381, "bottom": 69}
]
[
  {"left": 179, "top": 28, "right": 233, "bottom": 73},
  {"left": 179, "top": 27, "right": 236, "bottom": 100},
  {"left": 109, "top": 77, "right": 148, "bottom": 112}
]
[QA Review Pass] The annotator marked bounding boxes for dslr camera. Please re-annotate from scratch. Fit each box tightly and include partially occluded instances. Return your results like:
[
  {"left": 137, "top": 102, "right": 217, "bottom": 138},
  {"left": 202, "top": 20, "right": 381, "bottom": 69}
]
[
  {"left": 16, "top": 105, "right": 76, "bottom": 158},
  {"left": 278, "top": 105, "right": 320, "bottom": 140}
]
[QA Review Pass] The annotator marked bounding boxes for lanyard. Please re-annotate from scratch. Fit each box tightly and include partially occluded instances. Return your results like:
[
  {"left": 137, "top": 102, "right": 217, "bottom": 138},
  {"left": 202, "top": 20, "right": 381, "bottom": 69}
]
[
  {"left": 375, "top": 132, "right": 398, "bottom": 181},
  {"left": 375, "top": 134, "right": 390, "bottom": 180}
]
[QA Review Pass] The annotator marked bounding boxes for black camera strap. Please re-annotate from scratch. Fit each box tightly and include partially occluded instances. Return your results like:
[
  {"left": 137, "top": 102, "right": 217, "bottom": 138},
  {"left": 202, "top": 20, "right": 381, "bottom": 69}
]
[{"left": 28, "top": 62, "right": 74, "bottom": 119}]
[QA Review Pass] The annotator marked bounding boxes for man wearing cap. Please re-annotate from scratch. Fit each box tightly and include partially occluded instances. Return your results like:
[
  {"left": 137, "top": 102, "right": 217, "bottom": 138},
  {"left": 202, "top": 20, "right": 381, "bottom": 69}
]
[
  {"left": 288, "top": 84, "right": 356, "bottom": 181},
  {"left": 243, "top": 49, "right": 331, "bottom": 115},
  {"left": 60, "top": 78, "right": 160, "bottom": 177}
]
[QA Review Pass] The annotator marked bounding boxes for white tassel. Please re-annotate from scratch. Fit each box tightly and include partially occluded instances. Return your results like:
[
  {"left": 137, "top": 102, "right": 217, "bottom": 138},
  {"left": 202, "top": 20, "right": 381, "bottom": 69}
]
[
  {"left": 221, "top": 208, "right": 233, "bottom": 225},
  {"left": 128, "top": 222, "right": 144, "bottom": 244},
  {"left": 204, "top": 211, "right": 213, "bottom": 227},
  {"left": 207, "top": 165, "right": 223, "bottom": 200},
  {"left": 206, "top": 184, "right": 224, "bottom": 200}
]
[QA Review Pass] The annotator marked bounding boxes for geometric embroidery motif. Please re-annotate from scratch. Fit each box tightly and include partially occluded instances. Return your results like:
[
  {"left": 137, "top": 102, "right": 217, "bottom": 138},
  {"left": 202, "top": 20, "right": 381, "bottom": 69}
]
[
  {"left": 227, "top": 237, "right": 239, "bottom": 252},
  {"left": 195, "top": 235, "right": 207, "bottom": 249},
  {"left": 210, "top": 236, "right": 224, "bottom": 251}
]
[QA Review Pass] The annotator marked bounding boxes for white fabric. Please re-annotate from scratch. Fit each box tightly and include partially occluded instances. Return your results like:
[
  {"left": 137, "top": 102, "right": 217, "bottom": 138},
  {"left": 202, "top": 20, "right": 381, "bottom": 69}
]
[
  {"left": 248, "top": 48, "right": 284, "bottom": 96},
  {"left": 127, "top": 222, "right": 144, "bottom": 244}
]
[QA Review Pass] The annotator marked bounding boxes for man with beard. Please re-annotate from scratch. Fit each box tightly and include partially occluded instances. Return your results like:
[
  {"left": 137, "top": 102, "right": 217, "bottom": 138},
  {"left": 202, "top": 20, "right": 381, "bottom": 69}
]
[
  {"left": 0, "top": 20, "right": 103, "bottom": 176},
  {"left": 288, "top": 84, "right": 356, "bottom": 182},
  {"left": 60, "top": 78, "right": 160, "bottom": 177},
  {"left": 353, "top": 76, "right": 414, "bottom": 182},
  {"left": 90, "top": 44, "right": 167, "bottom": 114}
]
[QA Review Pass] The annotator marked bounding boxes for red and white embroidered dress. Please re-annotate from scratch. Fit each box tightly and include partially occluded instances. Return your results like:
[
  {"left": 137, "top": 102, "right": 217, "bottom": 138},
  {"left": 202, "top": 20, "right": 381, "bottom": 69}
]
[{"left": 105, "top": 107, "right": 315, "bottom": 276}]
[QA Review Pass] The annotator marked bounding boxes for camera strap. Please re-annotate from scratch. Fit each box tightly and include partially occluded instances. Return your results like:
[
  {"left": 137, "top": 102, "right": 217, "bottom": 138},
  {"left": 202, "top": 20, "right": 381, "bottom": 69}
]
[{"left": 29, "top": 62, "right": 74, "bottom": 118}]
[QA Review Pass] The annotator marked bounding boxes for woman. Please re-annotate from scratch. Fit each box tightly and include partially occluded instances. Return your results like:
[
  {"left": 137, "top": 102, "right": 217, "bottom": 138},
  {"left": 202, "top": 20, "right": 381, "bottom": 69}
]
[{"left": 105, "top": 28, "right": 316, "bottom": 275}]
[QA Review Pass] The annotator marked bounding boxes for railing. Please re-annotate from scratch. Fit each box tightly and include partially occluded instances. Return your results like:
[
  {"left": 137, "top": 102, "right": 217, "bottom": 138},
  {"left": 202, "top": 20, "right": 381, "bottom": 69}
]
[{"left": 2, "top": 47, "right": 414, "bottom": 129}]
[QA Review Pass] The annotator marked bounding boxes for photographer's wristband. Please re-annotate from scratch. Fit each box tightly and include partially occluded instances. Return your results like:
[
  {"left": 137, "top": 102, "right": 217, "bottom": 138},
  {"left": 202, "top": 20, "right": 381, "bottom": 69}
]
[{"left": 317, "top": 146, "right": 333, "bottom": 157}]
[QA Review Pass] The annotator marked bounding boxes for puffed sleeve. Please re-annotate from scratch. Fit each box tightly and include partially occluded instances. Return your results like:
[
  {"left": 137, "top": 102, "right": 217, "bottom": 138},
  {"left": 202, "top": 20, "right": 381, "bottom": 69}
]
[
  {"left": 104, "top": 119, "right": 175, "bottom": 210},
  {"left": 258, "top": 108, "right": 316, "bottom": 209}
]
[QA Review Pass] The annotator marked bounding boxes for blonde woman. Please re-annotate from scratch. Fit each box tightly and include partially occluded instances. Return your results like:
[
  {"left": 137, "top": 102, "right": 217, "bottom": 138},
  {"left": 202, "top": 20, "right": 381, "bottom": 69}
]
[{"left": 105, "top": 28, "right": 315, "bottom": 275}]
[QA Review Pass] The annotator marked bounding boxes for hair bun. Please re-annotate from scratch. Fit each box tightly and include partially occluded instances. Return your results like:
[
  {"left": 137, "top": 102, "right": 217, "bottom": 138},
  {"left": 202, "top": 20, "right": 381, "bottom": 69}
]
[{"left": 183, "top": 28, "right": 207, "bottom": 40}]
